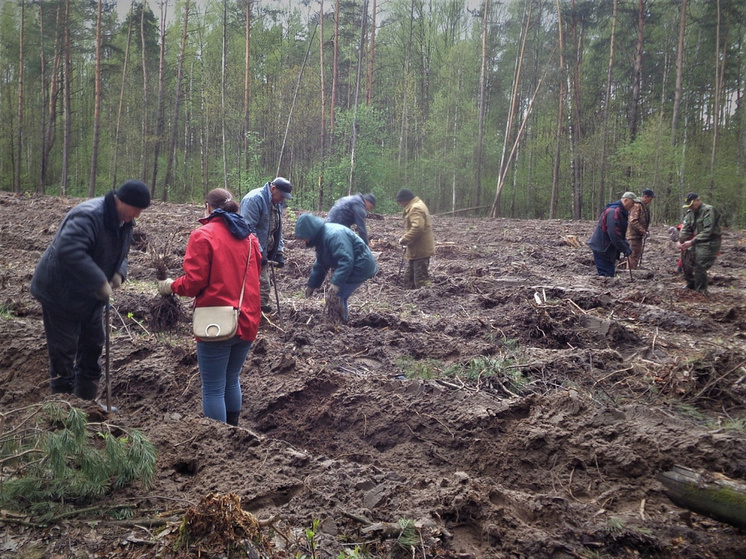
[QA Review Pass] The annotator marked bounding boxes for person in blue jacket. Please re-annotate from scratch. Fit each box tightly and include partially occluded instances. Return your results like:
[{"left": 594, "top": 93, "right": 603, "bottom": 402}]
[
  {"left": 31, "top": 180, "right": 151, "bottom": 400},
  {"left": 325, "top": 192, "right": 376, "bottom": 246},
  {"left": 587, "top": 192, "right": 636, "bottom": 277},
  {"left": 240, "top": 177, "right": 292, "bottom": 313},
  {"left": 295, "top": 213, "right": 378, "bottom": 322}
]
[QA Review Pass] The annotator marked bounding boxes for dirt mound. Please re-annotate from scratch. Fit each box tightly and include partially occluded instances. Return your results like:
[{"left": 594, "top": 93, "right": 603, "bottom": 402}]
[{"left": 1, "top": 192, "right": 745, "bottom": 558}]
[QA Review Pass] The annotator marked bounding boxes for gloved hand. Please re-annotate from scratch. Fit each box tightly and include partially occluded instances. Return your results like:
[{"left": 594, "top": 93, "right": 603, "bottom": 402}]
[
  {"left": 97, "top": 281, "right": 113, "bottom": 302},
  {"left": 668, "top": 226, "right": 680, "bottom": 242},
  {"left": 272, "top": 254, "right": 285, "bottom": 268},
  {"left": 261, "top": 256, "right": 268, "bottom": 266},
  {"left": 109, "top": 273, "right": 123, "bottom": 290},
  {"left": 328, "top": 284, "right": 340, "bottom": 296},
  {"left": 645, "top": 231, "right": 650, "bottom": 238},
  {"left": 398, "top": 237, "right": 406, "bottom": 246},
  {"left": 304, "top": 286, "right": 316, "bottom": 298},
  {"left": 158, "top": 278, "right": 174, "bottom": 296}
]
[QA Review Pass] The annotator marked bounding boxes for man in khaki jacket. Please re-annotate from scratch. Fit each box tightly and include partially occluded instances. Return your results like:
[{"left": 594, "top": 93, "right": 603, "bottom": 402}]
[{"left": 396, "top": 189, "right": 435, "bottom": 289}]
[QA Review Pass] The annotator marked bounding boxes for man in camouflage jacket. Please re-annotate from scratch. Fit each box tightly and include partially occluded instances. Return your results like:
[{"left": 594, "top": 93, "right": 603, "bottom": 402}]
[
  {"left": 627, "top": 188, "right": 655, "bottom": 269},
  {"left": 679, "top": 192, "right": 721, "bottom": 293}
]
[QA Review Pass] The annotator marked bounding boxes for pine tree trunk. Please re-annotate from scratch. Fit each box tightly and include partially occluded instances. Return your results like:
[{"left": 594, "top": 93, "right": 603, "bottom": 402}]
[
  {"left": 671, "top": 0, "right": 687, "bottom": 146},
  {"left": 112, "top": 8, "right": 134, "bottom": 189},
  {"left": 38, "top": 2, "right": 47, "bottom": 194},
  {"left": 243, "top": 0, "right": 251, "bottom": 187},
  {"left": 15, "top": 0, "right": 24, "bottom": 194},
  {"left": 475, "top": 0, "right": 489, "bottom": 211},
  {"left": 348, "top": 0, "right": 368, "bottom": 194},
  {"left": 318, "top": 0, "right": 326, "bottom": 211},
  {"left": 61, "top": 0, "right": 72, "bottom": 195},
  {"left": 221, "top": 0, "right": 228, "bottom": 191},
  {"left": 598, "top": 0, "right": 617, "bottom": 208},
  {"left": 550, "top": 0, "right": 566, "bottom": 219},
  {"left": 140, "top": 1, "right": 150, "bottom": 182},
  {"left": 150, "top": 1, "right": 168, "bottom": 198},
  {"left": 89, "top": 0, "right": 103, "bottom": 198},
  {"left": 163, "top": 0, "right": 191, "bottom": 202}
]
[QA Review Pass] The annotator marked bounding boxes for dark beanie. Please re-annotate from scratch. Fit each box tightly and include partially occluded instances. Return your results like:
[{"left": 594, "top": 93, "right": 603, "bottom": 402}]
[
  {"left": 116, "top": 180, "right": 151, "bottom": 209},
  {"left": 395, "top": 188, "right": 415, "bottom": 203},
  {"left": 363, "top": 193, "right": 377, "bottom": 207}
]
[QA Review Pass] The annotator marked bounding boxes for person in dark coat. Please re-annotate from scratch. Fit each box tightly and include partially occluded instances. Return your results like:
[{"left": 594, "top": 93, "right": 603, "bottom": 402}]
[
  {"left": 325, "top": 193, "right": 377, "bottom": 246},
  {"left": 587, "top": 192, "right": 636, "bottom": 277},
  {"left": 31, "top": 180, "right": 151, "bottom": 400},
  {"left": 295, "top": 213, "right": 378, "bottom": 322},
  {"left": 240, "top": 177, "right": 292, "bottom": 313}
]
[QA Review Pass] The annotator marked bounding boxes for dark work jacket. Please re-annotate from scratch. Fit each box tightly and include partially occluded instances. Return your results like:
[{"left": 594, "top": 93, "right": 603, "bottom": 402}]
[
  {"left": 31, "top": 192, "right": 132, "bottom": 321},
  {"left": 587, "top": 200, "right": 631, "bottom": 261},
  {"left": 295, "top": 213, "right": 378, "bottom": 288},
  {"left": 326, "top": 193, "right": 370, "bottom": 245}
]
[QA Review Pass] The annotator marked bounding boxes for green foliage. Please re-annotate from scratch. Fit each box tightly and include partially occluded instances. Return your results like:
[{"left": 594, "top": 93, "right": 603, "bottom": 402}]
[
  {"left": 0, "top": 402, "right": 156, "bottom": 523},
  {"left": 395, "top": 518, "right": 419, "bottom": 551}
]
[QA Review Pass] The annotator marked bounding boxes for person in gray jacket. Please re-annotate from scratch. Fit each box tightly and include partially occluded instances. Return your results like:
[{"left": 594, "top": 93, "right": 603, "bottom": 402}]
[
  {"left": 326, "top": 193, "right": 376, "bottom": 246},
  {"left": 31, "top": 180, "right": 151, "bottom": 400},
  {"left": 240, "top": 177, "right": 292, "bottom": 313},
  {"left": 295, "top": 213, "right": 378, "bottom": 322}
]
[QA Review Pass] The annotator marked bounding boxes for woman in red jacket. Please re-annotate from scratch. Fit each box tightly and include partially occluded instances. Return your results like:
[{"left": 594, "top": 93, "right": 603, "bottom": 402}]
[{"left": 158, "top": 189, "right": 261, "bottom": 426}]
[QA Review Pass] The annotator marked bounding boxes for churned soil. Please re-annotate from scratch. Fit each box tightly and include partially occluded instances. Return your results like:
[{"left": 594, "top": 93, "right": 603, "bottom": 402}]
[{"left": 1, "top": 192, "right": 745, "bottom": 558}]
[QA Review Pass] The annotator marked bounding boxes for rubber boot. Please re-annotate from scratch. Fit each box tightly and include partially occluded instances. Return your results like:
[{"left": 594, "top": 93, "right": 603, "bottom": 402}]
[
  {"left": 226, "top": 411, "right": 240, "bottom": 426},
  {"left": 74, "top": 379, "right": 99, "bottom": 401}
]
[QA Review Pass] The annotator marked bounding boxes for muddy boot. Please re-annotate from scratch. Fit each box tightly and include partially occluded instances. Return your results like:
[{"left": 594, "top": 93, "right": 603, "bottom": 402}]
[
  {"left": 226, "top": 411, "right": 240, "bottom": 426},
  {"left": 74, "top": 379, "right": 99, "bottom": 401}
]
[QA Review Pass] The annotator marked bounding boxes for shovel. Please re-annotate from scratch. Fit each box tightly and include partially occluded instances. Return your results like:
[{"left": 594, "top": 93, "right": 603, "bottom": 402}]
[
  {"left": 398, "top": 246, "right": 406, "bottom": 285},
  {"left": 101, "top": 302, "right": 117, "bottom": 414},
  {"left": 270, "top": 261, "right": 281, "bottom": 319}
]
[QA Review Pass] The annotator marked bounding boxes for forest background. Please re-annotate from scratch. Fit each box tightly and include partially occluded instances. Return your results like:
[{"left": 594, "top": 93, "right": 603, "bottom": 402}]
[{"left": 1, "top": 0, "right": 744, "bottom": 226}]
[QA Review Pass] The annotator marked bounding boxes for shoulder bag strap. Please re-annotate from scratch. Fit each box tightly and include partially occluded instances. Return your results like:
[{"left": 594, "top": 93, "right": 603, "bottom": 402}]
[{"left": 237, "top": 238, "right": 252, "bottom": 310}]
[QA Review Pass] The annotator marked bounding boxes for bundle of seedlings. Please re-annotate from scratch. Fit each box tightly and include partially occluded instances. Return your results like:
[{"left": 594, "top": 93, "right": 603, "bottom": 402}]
[{"left": 148, "top": 236, "right": 185, "bottom": 331}]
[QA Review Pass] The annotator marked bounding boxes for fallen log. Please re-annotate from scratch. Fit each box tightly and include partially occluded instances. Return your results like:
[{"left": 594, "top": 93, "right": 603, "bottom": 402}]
[{"left": 657, "top": 465, "right": 746, "bottom": 529}]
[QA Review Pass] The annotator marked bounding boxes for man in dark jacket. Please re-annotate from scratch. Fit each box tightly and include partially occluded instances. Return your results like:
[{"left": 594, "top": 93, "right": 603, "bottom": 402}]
[
  {"left": 326, "top": 193, "right": 376, "bottom": 246},
  {"left": 31, "top": 180, "right": 151, "bottom": 400},
  {"left": 587, "top": 192, "right": 636, "bottom": 277},
  {"left": 295, "top": 213, "right": 378, "bottom": 322},
  {"left": 679, "top": 192, "right": 721, "bottom": 293},
  {"left": 240, "top": 177, "right": 292, "bottom": 313}
]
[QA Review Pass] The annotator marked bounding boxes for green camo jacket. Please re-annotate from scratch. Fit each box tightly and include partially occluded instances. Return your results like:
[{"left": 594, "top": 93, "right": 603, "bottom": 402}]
[{"left": 681, "top": 203, "right": 721, "bottom": 247}]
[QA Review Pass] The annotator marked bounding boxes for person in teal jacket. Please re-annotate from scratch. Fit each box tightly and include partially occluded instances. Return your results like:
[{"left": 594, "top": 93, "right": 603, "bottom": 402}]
[{"left": 295, "top": 213, "right": 378, "bottom": 322}]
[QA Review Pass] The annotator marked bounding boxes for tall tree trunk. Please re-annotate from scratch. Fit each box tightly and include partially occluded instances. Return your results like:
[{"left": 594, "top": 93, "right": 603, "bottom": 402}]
[
  {"left": 671, "top": 0, "right": 687, "bottom": 146},
  {"left": 15, "top": 0, "right": 24, "bottom": 194},
  {"left": 366, "top": 0, "right": 376, "bottom": 105},
  {"left": 163, "top": 0, "right": 191, "bottom": 202},
  {"left": 42, "top": 6, "right": 62, "bottom": 195},
  {"left": 150, "top": 1, "right": 168, "bottom": 197},
  {"left": 569, "top": 0, "right": 583, "bottom": 219},
  {"left": 140, "top": 1, "right": 150, "bottom": 181},
  {"left": 550, "top": 0, "right": 567, "bottom": 219},
  {"left": 331, "top": 0, "right": 340, "bottom": 137},
  {"left": 243, "top": 0, "right": 251, "bottom": 185},
  {"left": 39, "top": 1, "right": 47, "bottom": 194},
  {"left": 113, "top": 8, "right": 134, "bottom": 189},
  {"left": 475, "top": 0, "right": 489, "bottom": 210},
  {"left": 491, "top": 1, "right": 531, "bottom": 218},
  {"left": 221, "top": 0, "right": 228, "bottom": 190},
  {"left": 599, "top": 0, "right": 617, "bottom": 205},
  {"left": 629, "top": 0, "right": 645, "bottom": 143},
  {"left": 348, "top": 0, "right": 368, "bottom": 194},
  {"left": 318, "top": 0, "right": 327, "bottom": 211},
  {"left": 89, "top": 0, "right": 103, "bottom": 198},
  {"left": 708, "top": 0, "right": 724, "bottom": 196},
  {"left": 61, "top": 0, "right": 72, "bottom": 195}
]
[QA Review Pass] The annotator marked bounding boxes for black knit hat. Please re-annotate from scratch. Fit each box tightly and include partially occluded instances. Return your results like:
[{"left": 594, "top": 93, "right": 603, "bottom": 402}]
[
  {"left": 395, "top": 189, "right": 415, "bottom": 203},
  {"left": 116, "top": 180, "right": 151, "bottom": 209},
  {"left": 363, "top": 193, "right": 377, "bottom": 207}
]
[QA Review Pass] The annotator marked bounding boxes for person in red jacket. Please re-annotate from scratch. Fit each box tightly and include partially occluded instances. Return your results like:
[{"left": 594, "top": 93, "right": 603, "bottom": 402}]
[{"left": 158, "top": 189, "right": 261, "bottom": 426}]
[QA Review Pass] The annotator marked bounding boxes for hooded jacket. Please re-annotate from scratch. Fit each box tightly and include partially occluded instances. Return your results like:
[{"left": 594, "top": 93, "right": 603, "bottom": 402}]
[
  {"left": 295, "top": 213, "right": 378, "bottom": 289},
  {"left": 400, "top": 197, "right": 435, "bottom": 260},
  {"left": 171, "top": 209, "right": 261, "bottom": 342},
  {"left": 587, "top": 200, "right": 631, "bottom": 260},
  {"left": 326, "top": 193, "right": 371, "bottom": 245},
  {"left": 31, "top": 191, "right": 131, "bottom": 321},
  {"left": 239, "top": 182, "right": 285, "bottom": 260}
]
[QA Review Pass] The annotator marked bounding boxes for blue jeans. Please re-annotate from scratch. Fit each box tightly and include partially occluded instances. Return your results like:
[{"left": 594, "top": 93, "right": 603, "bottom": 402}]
[
  {"left": 336, "top": 282, "right": 363, "bottom": 321},
  {"left": 196, "top": 337, "right": 253, "bottom": 423},
  {"left": 592, "top": 251, "right": 617, "bottom": 277}
]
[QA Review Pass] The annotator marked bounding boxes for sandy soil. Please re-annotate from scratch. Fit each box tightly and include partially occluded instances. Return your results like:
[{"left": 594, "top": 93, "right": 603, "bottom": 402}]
[{"left": 1, "top": 192, "right": 745, "bottom": 558}]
